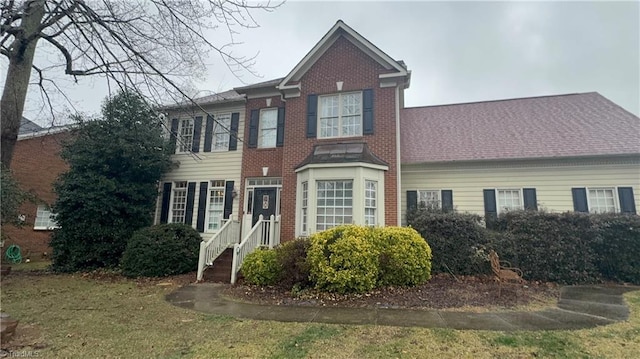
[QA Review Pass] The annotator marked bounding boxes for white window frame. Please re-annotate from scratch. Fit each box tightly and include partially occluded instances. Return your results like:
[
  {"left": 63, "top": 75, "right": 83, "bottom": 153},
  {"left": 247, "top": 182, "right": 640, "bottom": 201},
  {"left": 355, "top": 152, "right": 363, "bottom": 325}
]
[
  {"left": 212, "top": 113, "right": 231, "bottom": 151},
  {"left": 177, "top": 118, "right": 194, "bottom": 153},
  {"left": 418, "top": 190, "right": 441, "bottom": 209},
  {"left": 364, "top": 180, "right": 377, "bottom": 226},
  {"left": 258, "top": 108, "right": 278, "bottom": 148},
  {"left": 205, "top": 180, "right": 226, "bottom": 231},
  {"left": 586, "top": 187, "right": 618, "bottom": 213},
  {"left": 301, "top": 181, "right": 308, "bottom": 234},
  {"left": 170, "top": 181, "right": 188, "bottom": 223},
  {"left": 318, "top": 92, "right": 363, "bottom": 139},
  {"left": 34, "top": 205, "right": 59, "bottom": 230},
  {"left": 315, "top": 179, "right": 354, "bottom": 231},
  {"left": 496, "top": 188, "right": 523, "bottom": 214}
]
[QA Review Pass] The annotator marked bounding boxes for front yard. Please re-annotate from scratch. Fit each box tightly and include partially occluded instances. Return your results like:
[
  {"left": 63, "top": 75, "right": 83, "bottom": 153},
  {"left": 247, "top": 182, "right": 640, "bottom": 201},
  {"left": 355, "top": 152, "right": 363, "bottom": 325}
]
[{"left": 1, "top": 266, "right": 639, "bottom": 358}]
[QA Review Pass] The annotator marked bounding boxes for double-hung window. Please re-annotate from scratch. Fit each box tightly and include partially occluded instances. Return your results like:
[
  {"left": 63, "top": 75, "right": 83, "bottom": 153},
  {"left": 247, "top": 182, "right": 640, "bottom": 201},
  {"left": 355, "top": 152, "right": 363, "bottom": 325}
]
[
  {"left": 497, "top": 189, "right": 522, "bottom": 213},
  {"left": 301, "top": 182, "right": 308, "bottom": 233},
  {"left": 177, "top": 119, "right": 194, "bottom": 153},
  {"left": 207, "top": 180, "right": 226, "bottom": 230},
  {"left": 212, "top": 113, "right": 231, "bottom": 151},
  {"left": 171, "top": 181, "right": 188, "bottom": 222},
  {"left": 588, "top": 188, "right": 616, "bottom": 213},
  {"left": 34, "top": 205, "right": 59, "bottom": 230},
  {"left": 259, "top": 109, "right": 277, "bottom": 148},
  {"left": 418, "top": 190, "right": 440, "bottom": 209},
  {"left": 316, "top": 180, "right": 353, "bottom": 231},
  {"left": 364, "top": 180, "right": 377, "bottom": 226},
  {"left": 319, "top": 92, "right": 362, "bottom": 138}
]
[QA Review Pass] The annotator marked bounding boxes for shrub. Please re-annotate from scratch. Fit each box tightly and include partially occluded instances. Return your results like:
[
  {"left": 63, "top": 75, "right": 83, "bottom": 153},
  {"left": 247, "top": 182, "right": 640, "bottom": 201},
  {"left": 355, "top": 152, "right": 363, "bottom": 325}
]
[
  {"left": 121, "top": 223, "right": 201, "bottom": 277},
  {"left": 407, "top": 208, "right": 490, "bottom": 275},
  {"left": 274, "top": 238, "right": 312, "bottom": 289},
  {"left": 374, "top": 226, "right": 432, "bottom": 286},
  {"left": 491, "top": 211, "right": 600, "bottom": 284},
  {"left": 307, "top": 225, "right": 379, "bottom": 294},
  {"left": 591, "top": 214, "right": 640, "bottom": 284},
  {"left": 242, "top": 248, "right": 281, "bottom": 286}
]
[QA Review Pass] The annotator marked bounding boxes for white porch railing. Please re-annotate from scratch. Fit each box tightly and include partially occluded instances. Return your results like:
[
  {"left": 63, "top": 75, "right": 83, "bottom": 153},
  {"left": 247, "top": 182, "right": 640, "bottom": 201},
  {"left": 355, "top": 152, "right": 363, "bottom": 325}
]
[
  {"left": 231, "top": 214, "right": 281, "bottom": 284},
  {"left": 196, "top": 218, "right": 240, "bottom": 281}
]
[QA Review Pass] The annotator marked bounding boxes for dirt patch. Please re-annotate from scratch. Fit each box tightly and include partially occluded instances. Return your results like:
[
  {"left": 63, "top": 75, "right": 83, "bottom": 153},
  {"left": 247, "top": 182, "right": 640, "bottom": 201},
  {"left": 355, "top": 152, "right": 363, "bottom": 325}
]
[{"left": 222, "top": 274, "right": 560, "bottom": 311}]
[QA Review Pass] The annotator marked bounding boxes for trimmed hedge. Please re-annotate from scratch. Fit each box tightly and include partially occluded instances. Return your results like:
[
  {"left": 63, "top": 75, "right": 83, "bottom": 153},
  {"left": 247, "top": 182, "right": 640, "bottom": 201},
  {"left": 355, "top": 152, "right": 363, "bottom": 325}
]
[
  {"left": 591, "top": 214, "right": 640, "bottom": 284},
  {"left": 274, "top": 238, "right": 312, "bottom": 289},
  {"left": 374, "top": 226, "right": 432, "bottom": 287},
  {"left": 121, "top": 223, "right": 201, "bottom": 277},
  {"left": 242, "top": 248, "right": 281, "bottom": 286},
  {"left": 407, "top": 209, "right": 490, "bottom": 275}
]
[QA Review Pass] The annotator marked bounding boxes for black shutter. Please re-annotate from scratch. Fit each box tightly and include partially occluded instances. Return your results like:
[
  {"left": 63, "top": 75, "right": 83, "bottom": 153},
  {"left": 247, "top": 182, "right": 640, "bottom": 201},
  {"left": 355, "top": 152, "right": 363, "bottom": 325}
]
[
  {"left": 184, "top": 182, "right": 196, "bottom": 225},
  {"left": 276, "top": 107, "right": 285, "bottom": 147},
  {"left": 307, "top": 94, "right": 317, "bottom": 138},
  {"left": 407, "top": 190, "right": 417, "bottom": 211},
  {"left": 483, "top": 189, "right": 497, "bottom": 220},
  {"left": 523, "top": 188, "right": 538, "bottom": 210},
  {"left": 363, "top": 89, "right": 374, "bottom": 135},
  {"left": 191, "top": 116, "right": 202, "bottom": 152},
  {"left": 196, "top": 181, "right": 208, "bottom": 232},
  {"left": 441, "top": 190, "right": 453, "bottom": 212},
  {"left": 160, "top": 182, "right": 172, "bottom": 224},
  {"left": 229, "top": 112, "right": 240, "bottom": 151},
  {"left": 572, "top": 188, "right": 589, "bottom": 213},
  {"left": 170, "top": 119, "right": 179, "bottom": 150},
  {"left": 203, "top": 115, "right": 214, "bottom": 152},
  {"left": 223, "top": 181, "right": 235, "bottom": 219},
  {"left": 618, "top": 187, "right": 637, "bottom": 214},
  {"left": 248, "top": 110, "right": 259, "bottom": 148}
]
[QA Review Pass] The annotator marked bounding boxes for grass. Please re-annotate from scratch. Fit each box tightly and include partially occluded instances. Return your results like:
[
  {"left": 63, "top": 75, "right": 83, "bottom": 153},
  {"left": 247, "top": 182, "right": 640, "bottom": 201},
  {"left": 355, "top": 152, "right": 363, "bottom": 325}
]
[{"left": 1, "top": 271, "right": 639, "bottom": 358}]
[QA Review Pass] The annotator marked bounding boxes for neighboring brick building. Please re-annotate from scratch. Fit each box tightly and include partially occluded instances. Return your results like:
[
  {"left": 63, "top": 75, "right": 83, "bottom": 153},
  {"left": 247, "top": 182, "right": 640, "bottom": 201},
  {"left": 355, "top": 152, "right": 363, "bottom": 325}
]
[{"left": 2, "top": 127, "right": 70, "bottom": 258}]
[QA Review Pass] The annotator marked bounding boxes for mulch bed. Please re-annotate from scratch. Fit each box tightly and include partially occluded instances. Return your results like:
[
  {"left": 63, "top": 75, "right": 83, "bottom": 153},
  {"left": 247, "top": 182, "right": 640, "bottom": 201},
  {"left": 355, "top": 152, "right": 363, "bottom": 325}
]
[{"left": 222, "top": 274, "right": 560, "bottom": 310}]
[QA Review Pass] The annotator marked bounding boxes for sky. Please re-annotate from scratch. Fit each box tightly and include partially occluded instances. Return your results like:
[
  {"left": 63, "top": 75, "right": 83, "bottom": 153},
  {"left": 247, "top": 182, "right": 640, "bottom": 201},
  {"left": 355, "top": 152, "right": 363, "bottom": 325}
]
[{"left": 6, "top": 1, "right": 640, "bottom": 126}]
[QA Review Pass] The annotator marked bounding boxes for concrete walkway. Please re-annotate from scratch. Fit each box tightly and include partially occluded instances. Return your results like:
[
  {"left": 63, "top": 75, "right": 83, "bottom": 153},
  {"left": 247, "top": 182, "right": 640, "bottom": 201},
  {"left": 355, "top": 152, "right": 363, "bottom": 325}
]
[{"left": 166, "top": 284, "right": 638, "bottom": 331}]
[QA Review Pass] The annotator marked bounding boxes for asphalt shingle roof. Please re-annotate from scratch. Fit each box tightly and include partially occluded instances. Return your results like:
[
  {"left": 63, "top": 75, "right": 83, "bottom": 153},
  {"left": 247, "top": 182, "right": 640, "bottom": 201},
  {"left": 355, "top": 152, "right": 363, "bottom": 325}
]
[{"left": 400, "top": 92, "right": 640, "bottom": 164}]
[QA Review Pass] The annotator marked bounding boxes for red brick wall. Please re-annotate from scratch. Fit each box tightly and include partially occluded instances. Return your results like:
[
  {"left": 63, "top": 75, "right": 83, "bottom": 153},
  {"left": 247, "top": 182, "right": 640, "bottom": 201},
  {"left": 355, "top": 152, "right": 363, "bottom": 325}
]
[
  {"left": 2, "top": 131, "right": 70, "bottom": 259},
  {"left": 276, "top": 36, "right": 400, "bottom": 240}
]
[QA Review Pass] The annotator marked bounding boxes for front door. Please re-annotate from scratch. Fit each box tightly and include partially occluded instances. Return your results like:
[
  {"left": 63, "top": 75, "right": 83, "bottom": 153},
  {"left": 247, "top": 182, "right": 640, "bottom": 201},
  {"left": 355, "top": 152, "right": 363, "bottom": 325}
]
[{"left": 252, "top": 187, "right": 277, "bottom": 225}]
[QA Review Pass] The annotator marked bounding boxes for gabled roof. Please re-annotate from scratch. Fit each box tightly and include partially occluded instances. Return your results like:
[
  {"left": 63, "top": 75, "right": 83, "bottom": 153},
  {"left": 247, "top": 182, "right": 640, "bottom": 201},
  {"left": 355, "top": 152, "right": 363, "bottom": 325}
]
[
  {"left": 19, "top": 117, "right": 43, "bottom": 135},
  {"left": 401, "top": 92, "right": 640, "bottom": 164},
  {"left": 163, "top": 90, "right": 244, "bottom": 110},
  {"left": 278, "top": 20, "right": 409, "bottom": 90},
  {"left": 235, "top": 78, "right": 284, "bottom": 93}
]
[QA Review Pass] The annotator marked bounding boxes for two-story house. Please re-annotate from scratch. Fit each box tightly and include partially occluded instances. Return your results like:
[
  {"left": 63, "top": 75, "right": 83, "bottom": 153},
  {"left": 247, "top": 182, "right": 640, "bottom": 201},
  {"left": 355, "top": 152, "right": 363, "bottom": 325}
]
[{"left": 157, "top": 20, "right": 639, "bottom": 282}]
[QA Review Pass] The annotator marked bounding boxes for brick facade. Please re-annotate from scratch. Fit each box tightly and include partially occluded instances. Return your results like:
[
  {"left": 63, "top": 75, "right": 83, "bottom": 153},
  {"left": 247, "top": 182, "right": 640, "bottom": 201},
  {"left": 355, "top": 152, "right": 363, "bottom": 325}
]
[
  {"left": 241, "top": 36, "right": 403, "bottom": 240},
  {"left": 2, "top": 131, "right": 70, "bottom": 258}
]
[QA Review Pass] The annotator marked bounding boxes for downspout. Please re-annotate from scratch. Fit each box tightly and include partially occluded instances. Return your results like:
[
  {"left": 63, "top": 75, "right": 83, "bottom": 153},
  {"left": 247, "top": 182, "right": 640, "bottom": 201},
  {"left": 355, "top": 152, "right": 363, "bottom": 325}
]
[{"left": 395, "top": 85, "right": 402, "bottom": 226}]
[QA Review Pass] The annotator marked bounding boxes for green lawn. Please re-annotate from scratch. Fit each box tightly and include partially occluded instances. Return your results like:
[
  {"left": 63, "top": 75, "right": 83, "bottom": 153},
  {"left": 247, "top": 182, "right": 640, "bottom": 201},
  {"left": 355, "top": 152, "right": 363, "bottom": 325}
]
[{"left": 1, "top": 270, "right": 639, "bottom": 358}]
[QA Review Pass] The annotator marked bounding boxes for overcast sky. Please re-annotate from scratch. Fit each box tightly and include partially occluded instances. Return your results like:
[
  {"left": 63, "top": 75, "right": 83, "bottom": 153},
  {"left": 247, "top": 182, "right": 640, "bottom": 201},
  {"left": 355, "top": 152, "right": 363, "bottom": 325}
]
[{"left": 7, "top": 1, "right": 640, "bottom": 126}]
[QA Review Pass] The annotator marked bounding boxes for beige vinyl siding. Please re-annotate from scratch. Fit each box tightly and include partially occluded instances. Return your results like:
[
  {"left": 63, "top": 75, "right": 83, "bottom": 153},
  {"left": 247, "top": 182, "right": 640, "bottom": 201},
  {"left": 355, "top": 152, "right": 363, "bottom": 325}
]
[
  {"left": 401, "top": 156, "right": 640, "bottom": 224},
  {"left": 154, "top": 103, "right": 245, "bottom": 234}
]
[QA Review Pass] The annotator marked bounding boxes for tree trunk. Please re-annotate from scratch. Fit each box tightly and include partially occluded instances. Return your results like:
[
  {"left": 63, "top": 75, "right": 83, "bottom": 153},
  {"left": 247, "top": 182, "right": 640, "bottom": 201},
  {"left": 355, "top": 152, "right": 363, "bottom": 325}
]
[{"left": 1, "top": 0, "right": 45, "bottom": 168}]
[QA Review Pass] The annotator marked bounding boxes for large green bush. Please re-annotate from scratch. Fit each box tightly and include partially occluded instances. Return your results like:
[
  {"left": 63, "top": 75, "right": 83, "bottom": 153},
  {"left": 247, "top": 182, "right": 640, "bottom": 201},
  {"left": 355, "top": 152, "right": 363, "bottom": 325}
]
[
  {"left": 407, "top": 209, "right": 490, "bottom": 275},
  {"left": 591, "top": 214, "right": 640, "bottom": 284},
  {"left": 121, "top": 223, "right": 201, "bottom": 277},
  {"left": 374, "top": 226, "right": 432, "bottom": 286},
  {"left": 490, "top": 211, "right": 600, "bottom": 284},
  {"left": 307, "top": 226, "right": 380, "bottom": 294},
  {"left": 274, "top": 238, "right": 312, "bottom": 289},
  {"left": 242, "top": 248, "right": 282, "bottom": 286}
]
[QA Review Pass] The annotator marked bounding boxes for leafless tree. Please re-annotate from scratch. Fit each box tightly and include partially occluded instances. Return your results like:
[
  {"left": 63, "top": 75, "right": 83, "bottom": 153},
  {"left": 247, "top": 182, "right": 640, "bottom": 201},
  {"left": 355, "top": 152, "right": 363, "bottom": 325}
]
[{"left": 1, "top": 0, "right": 279, "bottom": 167}]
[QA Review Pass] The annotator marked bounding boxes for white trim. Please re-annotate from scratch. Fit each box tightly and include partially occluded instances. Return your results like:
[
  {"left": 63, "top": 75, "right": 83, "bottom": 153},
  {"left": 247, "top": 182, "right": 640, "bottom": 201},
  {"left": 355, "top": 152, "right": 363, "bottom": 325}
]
[
  {"left": 395, "top": 85, "right": 402, "bottom": 226},
  {"left": 495, "top": 188, "right": 524, "bottom": 215},
  {"left": 295, "top": 162, "right": 389, "bottom": 173},
  {"left": 18, "top": 125, "right": 72, "bottom": 140},
  {"left": 257, "top": 108, "right": 278, "bottom": 148},
  {"left": 585, "top": 186, "right": 620, "bottom": 213},
  {"left": 204, "top": 180, "right": 226, "bottom": 232},
  {"left": 278, "top": 20, "right": 407, "bottom": 89},
  {"left": 317, "top": 91, "right": 363, "bottom": 139}
]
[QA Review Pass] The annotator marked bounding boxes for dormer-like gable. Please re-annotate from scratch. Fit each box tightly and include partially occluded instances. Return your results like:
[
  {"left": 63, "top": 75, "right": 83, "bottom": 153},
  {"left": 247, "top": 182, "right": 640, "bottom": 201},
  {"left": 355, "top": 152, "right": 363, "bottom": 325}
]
[{"left": 277, "top": 20, "right": 411, "bottom": 98}]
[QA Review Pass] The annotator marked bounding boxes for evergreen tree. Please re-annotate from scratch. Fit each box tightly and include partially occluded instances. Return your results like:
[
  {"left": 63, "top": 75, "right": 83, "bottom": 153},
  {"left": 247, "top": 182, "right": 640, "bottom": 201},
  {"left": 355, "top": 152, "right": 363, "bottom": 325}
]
[{"left": 50, "top": 91, "right": 172, "bottom": 272}]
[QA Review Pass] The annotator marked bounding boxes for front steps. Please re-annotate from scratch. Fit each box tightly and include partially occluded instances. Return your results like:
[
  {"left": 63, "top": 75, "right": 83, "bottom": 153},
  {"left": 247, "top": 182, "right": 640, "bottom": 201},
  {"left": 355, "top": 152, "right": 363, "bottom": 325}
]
[{"left": 201, "top": 248, "right": 234, "bottom": 283}]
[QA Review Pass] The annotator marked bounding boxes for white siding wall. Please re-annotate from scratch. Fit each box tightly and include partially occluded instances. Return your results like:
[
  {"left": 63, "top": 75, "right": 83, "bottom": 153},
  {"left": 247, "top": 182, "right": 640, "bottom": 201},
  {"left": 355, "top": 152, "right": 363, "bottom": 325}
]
[
  {"left": 154, "top": 103, "right": 245, "bottom": 236},
  {"left": 401, "top": 156, "right": 640, "bottom": 224}
]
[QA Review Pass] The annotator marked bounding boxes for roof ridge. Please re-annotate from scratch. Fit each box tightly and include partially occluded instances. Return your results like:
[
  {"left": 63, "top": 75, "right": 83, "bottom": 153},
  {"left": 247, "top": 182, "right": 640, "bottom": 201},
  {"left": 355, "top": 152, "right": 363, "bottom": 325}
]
[{"left": 403, "top": 92, "right": 598, "bottom": 110}]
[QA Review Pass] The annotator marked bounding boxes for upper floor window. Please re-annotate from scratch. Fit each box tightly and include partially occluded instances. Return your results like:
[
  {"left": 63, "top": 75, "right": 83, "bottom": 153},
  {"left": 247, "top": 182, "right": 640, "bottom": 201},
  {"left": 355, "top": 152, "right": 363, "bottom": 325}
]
[
  {"left": 319, "top": 92, "right": 362, "bottom": 138},
  {"left": 259, "top": 109, "right": 278, "bottom": 148},
  {"left": 178, "top": 119, "right": 194, "bottom": 153},
  {"left": 212, "top": 113, "right": 231, "bottom": 151},
  {"left": 588, "top": 188, "right": 617, "bottom": 213}
]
